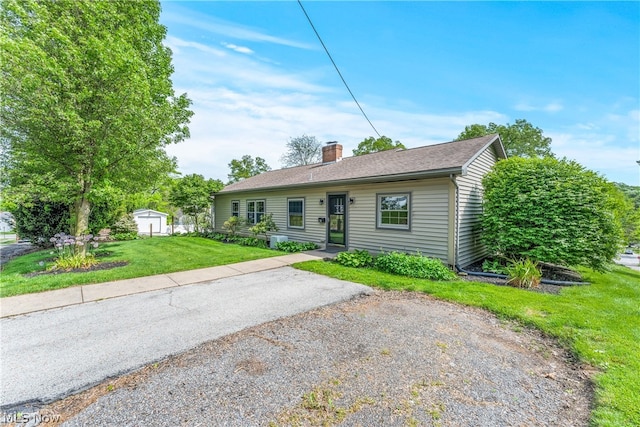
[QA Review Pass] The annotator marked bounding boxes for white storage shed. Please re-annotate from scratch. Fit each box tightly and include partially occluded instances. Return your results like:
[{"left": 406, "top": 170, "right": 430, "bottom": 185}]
[{"left": 133, "top": 209, "right": 168, "bottom": 235}]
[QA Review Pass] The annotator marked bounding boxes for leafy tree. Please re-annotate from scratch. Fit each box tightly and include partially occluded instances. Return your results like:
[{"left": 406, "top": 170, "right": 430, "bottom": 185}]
[
  {"left": 615, "top": 182, "right": 640, "bottom": 208},
  {"left": 352, "top": 136, "right": 406, "bottom": 156},
  {"left": 169, "top": 174, "right": 223, "bottom": 233},
  {"left": 481, "top": 157, "right": 623, "bottom": 270},
  {"left": 281, "top": 134, "right": 321, "bottom": 167},
  {"left": 12, "top": 200, "right": 70, "bottom": 246},
  {"left": 0, "top": 0, "right": 193, "bottom": 238},
  {"left": 124, "top": 176, "right": 179, "bottom": 222},
  {"left": 227, "top": 155, "right": 271, "bottom": 183},
  {"left": 610, "top": 184, "right": 640, "bottom": 245},
  {"left": 456, "top": 119, "right": 553, "bottom": 158}
]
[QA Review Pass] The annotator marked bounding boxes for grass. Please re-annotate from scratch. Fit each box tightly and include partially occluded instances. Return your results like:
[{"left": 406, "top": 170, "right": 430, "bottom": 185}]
[
  {"left": 0, "top": 237, "right": 279, "bottom": 298},
  {"left": 294, "top": 260, "right": 640, "bottom": 427}
]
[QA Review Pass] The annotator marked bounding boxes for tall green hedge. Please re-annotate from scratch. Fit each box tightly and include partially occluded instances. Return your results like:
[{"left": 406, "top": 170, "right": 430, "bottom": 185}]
[
  {"left": 481, "top": 157, "right": 623, "bottom": 270},
  {"left": 13, "top": 200, "right": 70, "bottom": 246}
]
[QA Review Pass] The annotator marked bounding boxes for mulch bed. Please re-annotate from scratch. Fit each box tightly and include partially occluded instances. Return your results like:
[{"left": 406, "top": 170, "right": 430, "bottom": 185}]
[
  {"left": 461, "top": 259, "right": 587, "bottom": 295},
  {"left": 23, "top": 261, "right": 129, "bottom": 278}
]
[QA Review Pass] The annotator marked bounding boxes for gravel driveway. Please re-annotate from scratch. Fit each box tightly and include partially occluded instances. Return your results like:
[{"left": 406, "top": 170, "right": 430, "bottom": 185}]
[{"left": 48, "top": 290, "right": 592, "bottom": 426}]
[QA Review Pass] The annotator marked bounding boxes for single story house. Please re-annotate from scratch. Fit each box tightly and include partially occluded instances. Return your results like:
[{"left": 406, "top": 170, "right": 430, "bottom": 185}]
[
  {"left": 133, "top": 209, "right": 168, "bottom": 235},
  {"left": 213, "top": 134, "right": 506, "bottom": 268}
]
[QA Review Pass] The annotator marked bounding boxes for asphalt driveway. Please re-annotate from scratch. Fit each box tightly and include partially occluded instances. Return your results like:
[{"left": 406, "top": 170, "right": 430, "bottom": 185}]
[{"left": 0, "top": 267, "right": 371, "bottom": 409}]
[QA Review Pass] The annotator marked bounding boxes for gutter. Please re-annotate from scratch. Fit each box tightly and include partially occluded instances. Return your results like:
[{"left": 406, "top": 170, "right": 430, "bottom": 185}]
[{"left": 220, "top": 167, "right": 464, "bottom": 195}]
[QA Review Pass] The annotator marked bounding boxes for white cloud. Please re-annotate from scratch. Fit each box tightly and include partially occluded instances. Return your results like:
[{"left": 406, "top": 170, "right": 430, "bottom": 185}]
[
  {"left": 168, "top": 36, "right": 327, "bottom": 94},
  {"left": 160, "top": 9, "right": 637, "bottom": 186},
  {"left": 167, "top": 84, "right": 509, "bottom": 182},
  {"left": 549, "top": 131, "right": 639, "bottom": 184},
  {"left": 221, "top": 42, "right": 254, "bottom": 55},
  {"left": 514, "top": 101, "right": 563, "bottom": 113},
  {"left": 161, "top": 5, "right": 313, "bottom": 50},
  {"left": 605, "top": 109, "right": 640, "bottom": 143}
]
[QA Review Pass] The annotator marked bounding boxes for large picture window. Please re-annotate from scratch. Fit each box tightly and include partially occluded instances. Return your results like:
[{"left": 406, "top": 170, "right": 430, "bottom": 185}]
[
  {"left": 247, "top": 200, "right": 265, "bottom": 224},
  {"left": 378, "top": 193, "right": 410, "bottom": 230},
  {"left": 231, "top": 200, "right": 239, "bottom": 217},
  {"left": 287, "top": 198, "right": 304, "bottom": 229}
]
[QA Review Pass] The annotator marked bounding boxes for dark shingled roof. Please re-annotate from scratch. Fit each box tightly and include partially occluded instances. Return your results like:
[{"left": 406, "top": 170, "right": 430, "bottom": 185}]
[{"left": 220, "top": 134, "right": 505, "bottom": 194}]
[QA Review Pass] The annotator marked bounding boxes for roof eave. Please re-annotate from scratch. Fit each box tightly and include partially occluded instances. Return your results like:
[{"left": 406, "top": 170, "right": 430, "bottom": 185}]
[
  {"left": 461, "top": 134, "right": 507, "bottom": 172},
  {"left": 218, "top": 167, "right": 464, "bottom": 195}
]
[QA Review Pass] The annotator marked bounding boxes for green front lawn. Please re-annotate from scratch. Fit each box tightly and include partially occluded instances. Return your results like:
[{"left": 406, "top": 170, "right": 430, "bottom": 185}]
[
  {"left": 0, "top": 237, "right": 279, "bottom": 298},
  {"left": 294, "top": 261, "right": 640, "bottom": 427}
]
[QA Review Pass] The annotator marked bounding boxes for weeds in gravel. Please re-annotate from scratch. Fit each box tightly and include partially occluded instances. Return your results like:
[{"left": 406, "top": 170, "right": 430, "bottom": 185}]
[
  {"left": 271, "top": 378, "right": 376, "bottom": 426},
  {"left": 293, "top": 260, "right": 640, "bottom": 426}
]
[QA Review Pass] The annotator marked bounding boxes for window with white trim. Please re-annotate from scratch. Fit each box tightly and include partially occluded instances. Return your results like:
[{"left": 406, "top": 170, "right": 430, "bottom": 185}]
[
  {"left": 287, "top": 198, "right": 304, "bottom": 229},
  {"left": 247, "top": 200, "right": 265, "bottom": 224},
  {"left": 231, "top": 200, "right": 239, "bottom": 217},
  {"left": 378, "top": 193, "right": 410, "bottom": 229}
]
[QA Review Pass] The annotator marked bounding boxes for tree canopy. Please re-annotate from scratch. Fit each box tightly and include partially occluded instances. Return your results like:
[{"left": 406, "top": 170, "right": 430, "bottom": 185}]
[
  {"left": 169, "top": 174, "right": 223, "bottom": 233},
  {"left": 456, "top": 119, "right": 553, "bottom": 158},
  {"left": 281, "top": 134, "right": 321, "bottom": 167},
  {"left": 0, "top": 0, "right": 192, "bottom": 237},
  {"left": 481, "top": 157, "right": 623, "bottom": 270},
  {"left": 227, "top": 155, "right": 271, "bottom": 183},
  {"left": 352, "top": 136, "right": 405, "bottom": 156}
]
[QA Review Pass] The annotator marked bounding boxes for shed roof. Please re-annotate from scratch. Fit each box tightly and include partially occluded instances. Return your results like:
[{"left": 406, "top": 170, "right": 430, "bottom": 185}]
[
  {"left": 220, "top": 134, "right": 505, "bottom": 194},
  {"left": 133, "top": 209, "right": 168, "bottom": 217}
]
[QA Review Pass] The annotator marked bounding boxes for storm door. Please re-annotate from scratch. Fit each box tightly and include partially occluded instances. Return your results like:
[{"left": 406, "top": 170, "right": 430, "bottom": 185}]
[{"left": 328, "top": 194, "right": 346, "bottom": 245}]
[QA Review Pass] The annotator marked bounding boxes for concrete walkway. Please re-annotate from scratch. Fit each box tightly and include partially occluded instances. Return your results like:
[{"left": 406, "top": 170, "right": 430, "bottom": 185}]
[{"left": 0, "top": 253, "right": 323, "bottom": 318}]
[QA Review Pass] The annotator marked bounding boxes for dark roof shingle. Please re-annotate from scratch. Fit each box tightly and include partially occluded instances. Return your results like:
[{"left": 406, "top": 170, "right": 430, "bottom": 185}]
[{"left": 220, "top": 134, "right": 504, "bottom": 193}]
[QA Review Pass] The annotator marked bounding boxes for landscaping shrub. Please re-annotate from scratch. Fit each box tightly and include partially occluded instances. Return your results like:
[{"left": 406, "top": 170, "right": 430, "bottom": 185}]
[
  {"left": 335, "top": 250, "right": 374, "bottom": 268},
  {"left": 482, "top": 157, "right": 623, "bottom": 270},
  {"left": 249, "top": 213, "right": 278, "bottom": 241},
  {"left": 49, "top": 232, "right": 100, "bottom": 270},
  {"left": 13, "top": 200, "right": 70, "bottom": 246},
  {"left": 374, "top": 251, "right": 456, "bottom": 280},
  {"left": 504, "top": 258, "right": 542, "bottom": 289},
  {"left": 275, "top": 241, "right": 318, "bottom": 253},
  {"left": 481, "top": 258, "right": 507, "bottom": 274},
  {"left": 110, "top": 213, "right": 138, "bottom": 240},
  {"left": 237, "top": 237, "right": 268, "bottom": 248},
  {"left": 209, "top": 233, "right": 228, "bottom": 241},
  {"left": 222, "top": 216, "right": 245, "bottom": 237}
]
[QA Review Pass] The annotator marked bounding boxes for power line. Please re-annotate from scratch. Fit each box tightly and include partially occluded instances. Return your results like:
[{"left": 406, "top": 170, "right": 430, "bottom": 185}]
[{"left": 297, "top": 0, "right": 381, "bottom": 138}]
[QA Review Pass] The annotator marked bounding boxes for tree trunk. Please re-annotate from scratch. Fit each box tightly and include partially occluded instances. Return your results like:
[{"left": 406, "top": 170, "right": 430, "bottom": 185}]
[{"left": 72, "top": 191, "right": 91, "bottom": 256}]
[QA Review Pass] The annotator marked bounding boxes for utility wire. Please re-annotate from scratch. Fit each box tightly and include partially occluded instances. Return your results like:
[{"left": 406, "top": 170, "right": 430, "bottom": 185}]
[{"left": 297, "top": 0, "right": 381, "bottom": 137}]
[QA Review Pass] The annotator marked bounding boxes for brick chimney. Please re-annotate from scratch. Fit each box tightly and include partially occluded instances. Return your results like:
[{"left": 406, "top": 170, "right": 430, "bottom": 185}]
[{"left": 322, "top": 141, "right": 342, "bottom": 164}]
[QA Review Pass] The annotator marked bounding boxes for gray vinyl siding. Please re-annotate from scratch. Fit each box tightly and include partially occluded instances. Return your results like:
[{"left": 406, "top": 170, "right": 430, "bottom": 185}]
[
  {"left": 456, "top": 147, "right": 498, "bottom": 267},
  {"left": 215, "top": 189, "right": 328, "bottom": 244},
  {"left": 215, "top": 178, "right": 451, "bottom": 263},
  {"left": 348, "top": 179, "right": 450, "bottom": 261}
]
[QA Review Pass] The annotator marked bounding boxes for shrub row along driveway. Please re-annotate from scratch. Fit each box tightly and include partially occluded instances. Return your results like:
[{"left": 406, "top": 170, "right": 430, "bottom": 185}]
[{"left": 55, "top": 290, "right": 592, "bottom": 426}]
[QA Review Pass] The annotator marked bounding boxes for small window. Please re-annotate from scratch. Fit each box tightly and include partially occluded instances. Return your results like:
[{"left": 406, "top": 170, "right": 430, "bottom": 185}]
[
  {"left": 247, "top": 200, "right": 265, "bottom": 224},
  {"left": 378, "top": 193, "right": 410, "bottom": 230},
  {"left": 288, "top": 198, "right": 304, "bottom": 229},
  {"left": 231, "top": 200, "right": 239, "bottom": 217}
]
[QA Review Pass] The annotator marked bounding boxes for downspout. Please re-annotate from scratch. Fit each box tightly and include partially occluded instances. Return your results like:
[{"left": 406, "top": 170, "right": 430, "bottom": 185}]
[{"left": 449, "top": 174, "right": 460, "bottom": 269}]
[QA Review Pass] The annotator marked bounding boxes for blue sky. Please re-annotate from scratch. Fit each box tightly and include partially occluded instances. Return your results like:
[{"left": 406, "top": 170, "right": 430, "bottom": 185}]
[{"left": 159, "top": 1, "right": 639, "bottom": 185}]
